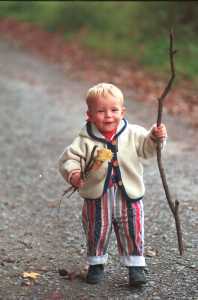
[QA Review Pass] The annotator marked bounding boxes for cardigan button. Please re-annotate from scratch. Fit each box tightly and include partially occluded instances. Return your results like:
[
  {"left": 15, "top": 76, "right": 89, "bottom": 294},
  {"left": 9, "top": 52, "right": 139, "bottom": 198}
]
[
  {"left": 118, "top": 180, "right": 123, "bottom": 186},
  {"left": 113, "top": 160, "right": 119, "bottom": 167}
]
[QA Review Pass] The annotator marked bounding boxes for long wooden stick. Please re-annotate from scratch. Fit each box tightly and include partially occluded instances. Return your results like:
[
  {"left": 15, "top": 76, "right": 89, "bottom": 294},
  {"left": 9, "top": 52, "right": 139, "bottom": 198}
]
[{"left": 156, "top": 30, "right": 184, "bottom": 255}]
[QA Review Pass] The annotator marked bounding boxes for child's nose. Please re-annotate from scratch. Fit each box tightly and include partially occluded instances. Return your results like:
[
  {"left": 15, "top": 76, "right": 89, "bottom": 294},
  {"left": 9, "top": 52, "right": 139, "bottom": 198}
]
[{"left": 105, "top": 110, "right": 112, "bottom": 117}]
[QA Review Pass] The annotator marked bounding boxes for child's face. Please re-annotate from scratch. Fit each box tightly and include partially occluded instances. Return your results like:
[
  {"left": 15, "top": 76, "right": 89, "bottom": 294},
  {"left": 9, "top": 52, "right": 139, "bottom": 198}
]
[{"left": 87, "top": 93, "right": 125, "bottom": 132}]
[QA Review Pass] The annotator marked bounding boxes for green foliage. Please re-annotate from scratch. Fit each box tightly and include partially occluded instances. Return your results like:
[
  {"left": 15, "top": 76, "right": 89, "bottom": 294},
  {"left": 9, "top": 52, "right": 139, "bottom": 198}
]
[
  {"left": 84, "top": 31, "right": 135, "bottom": 59},
  {"left": 0, "top": 1, "right": 197, "bottom": 82}
]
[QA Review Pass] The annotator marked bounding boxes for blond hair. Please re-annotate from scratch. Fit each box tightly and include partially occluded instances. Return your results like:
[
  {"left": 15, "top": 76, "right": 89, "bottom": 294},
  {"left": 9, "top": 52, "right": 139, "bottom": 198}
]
[{"left": 86, "top": 83, "right": 124, "bottom": 108}]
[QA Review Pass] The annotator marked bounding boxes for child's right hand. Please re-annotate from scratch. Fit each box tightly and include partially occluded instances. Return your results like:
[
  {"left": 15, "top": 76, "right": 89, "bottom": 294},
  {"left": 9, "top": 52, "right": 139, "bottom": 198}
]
[{"left": 70, "top": 171, "right": 85, "bottom": 188}]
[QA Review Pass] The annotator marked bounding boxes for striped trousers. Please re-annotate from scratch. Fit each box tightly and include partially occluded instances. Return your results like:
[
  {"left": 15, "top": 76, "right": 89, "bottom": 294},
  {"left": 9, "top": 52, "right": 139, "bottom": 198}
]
[{"left": 82, "top": 184, "right": 145, "bottom": 266}]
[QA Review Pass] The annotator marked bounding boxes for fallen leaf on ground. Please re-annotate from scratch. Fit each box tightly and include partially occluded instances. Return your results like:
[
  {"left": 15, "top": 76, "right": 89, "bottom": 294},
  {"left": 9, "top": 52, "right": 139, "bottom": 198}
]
[
  {"left": 145, "top": 247, "right": 159, "bottom": 257},
  {"left": 22, "top": 272, "right": 40, "bottom": 280},
  {"left": 58, "top": 269, "right": 77, "bottom": 281},
  {"left": 58, "top": 265, "right": 88, "bottom": 281}
]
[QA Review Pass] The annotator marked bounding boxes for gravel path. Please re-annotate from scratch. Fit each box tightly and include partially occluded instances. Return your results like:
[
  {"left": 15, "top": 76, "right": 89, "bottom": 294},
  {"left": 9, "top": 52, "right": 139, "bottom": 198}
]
[{"left": 0, "top": 38, "right": 197, "bottom": 300}]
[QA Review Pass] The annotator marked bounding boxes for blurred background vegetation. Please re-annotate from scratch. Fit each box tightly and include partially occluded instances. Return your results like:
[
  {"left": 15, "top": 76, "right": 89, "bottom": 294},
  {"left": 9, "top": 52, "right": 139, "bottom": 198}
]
[{"left": 0, "top": 1, "right": 197, "bottom": 83}]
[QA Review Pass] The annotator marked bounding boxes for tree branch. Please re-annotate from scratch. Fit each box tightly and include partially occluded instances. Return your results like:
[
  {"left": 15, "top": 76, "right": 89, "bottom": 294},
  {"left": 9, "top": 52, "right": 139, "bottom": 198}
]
[{"left": 156, "top": 29, "right": 184, "bottom": 255}]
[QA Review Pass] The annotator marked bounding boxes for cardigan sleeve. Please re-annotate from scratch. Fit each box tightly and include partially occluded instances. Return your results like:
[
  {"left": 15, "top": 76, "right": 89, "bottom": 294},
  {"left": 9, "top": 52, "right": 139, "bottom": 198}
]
[
  {"left": 134, "top": 125, "right": 165, "bottom": 159},
  {"left": 58, "top": 135, "right": 87, "bottom": 182}
]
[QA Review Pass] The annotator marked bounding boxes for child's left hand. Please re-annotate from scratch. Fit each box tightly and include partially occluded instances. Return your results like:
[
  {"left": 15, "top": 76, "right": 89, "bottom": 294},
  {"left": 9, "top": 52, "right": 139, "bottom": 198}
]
[{"left": 152, "top": 123, "right": 167, "bottom": 142}]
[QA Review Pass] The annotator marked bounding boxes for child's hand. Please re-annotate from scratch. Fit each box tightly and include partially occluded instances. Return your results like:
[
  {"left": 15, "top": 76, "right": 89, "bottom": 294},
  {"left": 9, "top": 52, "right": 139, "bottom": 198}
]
[
  {"left": 70, "top": 171, "right": 85, "bottom": 188},
  {"left": 152, "top": 123, "right": 167, "bottom": 142}
]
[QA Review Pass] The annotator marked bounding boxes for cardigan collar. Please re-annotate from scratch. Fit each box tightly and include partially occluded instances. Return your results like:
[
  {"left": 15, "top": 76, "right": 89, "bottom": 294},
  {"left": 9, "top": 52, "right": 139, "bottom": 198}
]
[{"left": 86, "top": 118, "right": 127, "bottom": 144}]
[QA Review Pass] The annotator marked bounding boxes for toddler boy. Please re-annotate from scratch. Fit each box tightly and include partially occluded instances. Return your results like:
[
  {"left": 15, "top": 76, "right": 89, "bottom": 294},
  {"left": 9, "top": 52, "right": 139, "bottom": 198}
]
[{"left": 59, "top": 83, "right": 167, "bottom": 286}]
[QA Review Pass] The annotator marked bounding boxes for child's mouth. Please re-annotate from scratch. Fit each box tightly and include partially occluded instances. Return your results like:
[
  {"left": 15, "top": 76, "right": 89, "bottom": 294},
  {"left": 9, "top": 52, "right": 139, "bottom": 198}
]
[{"left": 104, "top": 122, "right": 114, "bottom": 125}]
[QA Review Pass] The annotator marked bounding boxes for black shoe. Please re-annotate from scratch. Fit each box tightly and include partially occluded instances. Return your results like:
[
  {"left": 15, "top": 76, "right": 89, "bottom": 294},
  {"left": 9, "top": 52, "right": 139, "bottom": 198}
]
[
  {"left": 86, "top": 264, "right": 104, "bottom": 284},
  {"left": 129, "top": 266, "right": 147, "bottom": 286}
]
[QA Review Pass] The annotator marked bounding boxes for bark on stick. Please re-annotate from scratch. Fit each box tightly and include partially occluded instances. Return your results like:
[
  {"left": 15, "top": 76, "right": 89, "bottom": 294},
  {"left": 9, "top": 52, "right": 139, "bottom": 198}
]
[{"left": 156, "top": 30, "right": 184, "bottom": 255}]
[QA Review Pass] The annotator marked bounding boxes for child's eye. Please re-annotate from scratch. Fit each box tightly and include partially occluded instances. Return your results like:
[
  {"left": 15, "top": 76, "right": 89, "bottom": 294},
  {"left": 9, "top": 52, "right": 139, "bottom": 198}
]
[
  {"left": 112, "top": 108, "right": 119, "bottom": 112},
  {"left": 97, "top": 110, "right": 104, "bottom": 113}
]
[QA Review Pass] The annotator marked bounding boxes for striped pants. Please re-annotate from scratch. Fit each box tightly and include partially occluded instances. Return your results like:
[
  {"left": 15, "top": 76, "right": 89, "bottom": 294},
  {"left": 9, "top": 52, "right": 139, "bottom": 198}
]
[{"left": 82, "top": 184, "right": 145, "bottom": 266}]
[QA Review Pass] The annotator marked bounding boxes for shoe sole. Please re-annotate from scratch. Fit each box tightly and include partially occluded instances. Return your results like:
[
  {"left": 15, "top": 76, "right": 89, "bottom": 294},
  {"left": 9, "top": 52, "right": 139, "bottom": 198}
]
[{"left": 86, "top": 275, "right": 104, "bottom": 284}]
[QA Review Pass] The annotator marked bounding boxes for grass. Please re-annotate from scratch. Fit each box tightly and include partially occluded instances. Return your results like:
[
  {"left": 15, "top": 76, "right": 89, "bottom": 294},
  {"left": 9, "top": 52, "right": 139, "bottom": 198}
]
[
  {"left": 81, "top": 29, "right": 198, "bottom": 84},
  {"left": 82, "top": 31, "right": 136, "bottom": 60}
]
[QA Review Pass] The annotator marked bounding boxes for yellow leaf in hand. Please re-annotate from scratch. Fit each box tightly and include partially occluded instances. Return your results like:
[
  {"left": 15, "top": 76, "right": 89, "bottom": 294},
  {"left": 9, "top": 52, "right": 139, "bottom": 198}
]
[
  {"left": 96, "top": 149, "right": 112, "bottom": 162},
  {"left": 22, "top": 272, "right": 40, "bottom": 280}
]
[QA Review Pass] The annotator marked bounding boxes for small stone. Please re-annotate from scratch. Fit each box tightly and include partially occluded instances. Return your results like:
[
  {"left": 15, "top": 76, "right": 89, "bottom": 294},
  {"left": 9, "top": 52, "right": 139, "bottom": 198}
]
[{"left": 190, "top": 264, "right": 196, "bottom": 269}]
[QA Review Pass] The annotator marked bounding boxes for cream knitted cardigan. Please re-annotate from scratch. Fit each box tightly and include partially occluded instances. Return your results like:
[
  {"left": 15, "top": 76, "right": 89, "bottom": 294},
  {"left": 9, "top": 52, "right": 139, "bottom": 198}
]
[{"left": 58, "top": 119, "right": 164, "bottom": 200}]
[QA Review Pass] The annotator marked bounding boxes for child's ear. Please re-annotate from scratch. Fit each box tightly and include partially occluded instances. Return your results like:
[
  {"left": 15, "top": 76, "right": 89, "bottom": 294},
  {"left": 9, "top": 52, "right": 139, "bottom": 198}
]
[{"left": 86, "top": 110, "right": 92, "bottom": 121}]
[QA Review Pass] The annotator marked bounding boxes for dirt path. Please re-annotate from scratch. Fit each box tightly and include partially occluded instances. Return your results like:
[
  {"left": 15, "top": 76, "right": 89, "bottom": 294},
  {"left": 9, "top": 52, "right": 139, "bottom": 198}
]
[{"left": 0, "top": 38, "right": 197, "bottom": 300}]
